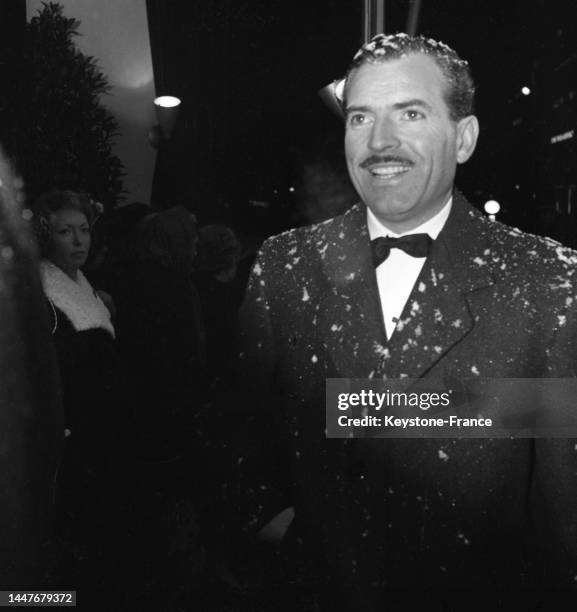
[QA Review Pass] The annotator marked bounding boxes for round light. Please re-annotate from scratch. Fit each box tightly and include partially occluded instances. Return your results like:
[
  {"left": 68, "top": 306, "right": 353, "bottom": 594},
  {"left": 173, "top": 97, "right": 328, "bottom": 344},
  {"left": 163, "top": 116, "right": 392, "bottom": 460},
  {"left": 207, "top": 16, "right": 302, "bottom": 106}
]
[
  {"left": 289, "top": 187, "right": 295, "bottom": 193},
  {"left": 484, "top": 200, "right": 501, "bottom": 215},
  {"left": 521, "top": 86, "right": 531, "bottom": 96},
  {"left": 154, "top": 96, "right": 181, "bottom": 108}
]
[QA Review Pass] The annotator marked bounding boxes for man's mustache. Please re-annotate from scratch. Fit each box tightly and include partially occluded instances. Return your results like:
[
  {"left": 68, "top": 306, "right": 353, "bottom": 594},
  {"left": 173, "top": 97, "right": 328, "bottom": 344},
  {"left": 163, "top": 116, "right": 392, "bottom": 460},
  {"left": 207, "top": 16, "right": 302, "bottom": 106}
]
[{"left": 360, "top": 155, "right": 414, "bottom": 169}]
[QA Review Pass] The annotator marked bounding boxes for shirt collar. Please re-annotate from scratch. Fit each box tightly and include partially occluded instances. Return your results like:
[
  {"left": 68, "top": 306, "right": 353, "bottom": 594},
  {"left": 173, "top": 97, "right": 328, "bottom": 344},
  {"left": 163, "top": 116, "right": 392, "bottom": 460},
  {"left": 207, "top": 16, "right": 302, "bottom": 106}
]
[{"left": 367, "top": 196, "right": 452, "bottom": 240}]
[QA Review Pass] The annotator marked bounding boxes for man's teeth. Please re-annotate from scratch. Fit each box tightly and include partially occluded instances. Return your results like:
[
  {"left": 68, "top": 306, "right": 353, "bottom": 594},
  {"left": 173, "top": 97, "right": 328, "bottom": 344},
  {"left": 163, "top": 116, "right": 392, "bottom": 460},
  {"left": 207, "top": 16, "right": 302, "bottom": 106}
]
[{"left": 370, "top": 166, "right": 410, "bottom": 177}]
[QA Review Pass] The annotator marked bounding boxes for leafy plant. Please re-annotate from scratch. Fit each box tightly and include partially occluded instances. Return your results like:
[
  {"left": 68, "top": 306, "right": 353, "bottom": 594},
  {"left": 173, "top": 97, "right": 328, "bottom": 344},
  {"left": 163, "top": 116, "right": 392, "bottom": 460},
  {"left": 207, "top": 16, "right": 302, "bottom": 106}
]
[{"left": 3, "top": 2, "right": 124, "bottom": 209}]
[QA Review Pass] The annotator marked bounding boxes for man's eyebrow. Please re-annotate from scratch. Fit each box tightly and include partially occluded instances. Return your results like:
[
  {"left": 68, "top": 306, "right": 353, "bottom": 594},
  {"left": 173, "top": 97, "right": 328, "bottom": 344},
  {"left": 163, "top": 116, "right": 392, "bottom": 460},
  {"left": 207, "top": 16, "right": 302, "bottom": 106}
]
[
  {"left": 344, "top": 104, "right": 372, "bottom": 115},
  {"left": 345, "top": 99, "right": 434, "bottom": 115},
  {"left": 392, "top": 99, "right": 433, "bottom": 112}
]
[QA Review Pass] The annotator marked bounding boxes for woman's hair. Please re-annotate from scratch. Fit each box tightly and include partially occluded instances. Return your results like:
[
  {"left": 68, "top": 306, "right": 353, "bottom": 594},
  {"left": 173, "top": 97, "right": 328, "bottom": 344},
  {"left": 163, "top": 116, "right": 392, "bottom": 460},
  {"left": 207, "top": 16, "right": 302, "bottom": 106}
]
[
  {"left": 197, "top": 224, "right": 241, "bottom": 274},
  {"left": 33, "top": 190, "right": 96, "bottom": 252},
  {"left": 133, "top": 206, "right": 198, "bottom": 275}
]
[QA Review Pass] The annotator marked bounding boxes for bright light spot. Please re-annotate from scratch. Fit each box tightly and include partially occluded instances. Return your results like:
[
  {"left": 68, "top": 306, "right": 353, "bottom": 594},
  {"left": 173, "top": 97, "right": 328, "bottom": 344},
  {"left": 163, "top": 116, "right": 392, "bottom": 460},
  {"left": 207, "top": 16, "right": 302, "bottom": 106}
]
[
  {"left": 551, "top": 130, "right": 574, "bottom": 144},
  {"left": 484, "top": 200, "right": 500, "bottom": 215},
  {"left": 333, "top": 78, "right": 345, "bottom": 102},
  {"left": 289, "top": 187, "right": 295, "bottom": 192},
  {"left": 521, "top": 86, "right": 531, "bottom": 96},
  {"left": 154, "top": 96, "right": 181, "bottom": 108}
]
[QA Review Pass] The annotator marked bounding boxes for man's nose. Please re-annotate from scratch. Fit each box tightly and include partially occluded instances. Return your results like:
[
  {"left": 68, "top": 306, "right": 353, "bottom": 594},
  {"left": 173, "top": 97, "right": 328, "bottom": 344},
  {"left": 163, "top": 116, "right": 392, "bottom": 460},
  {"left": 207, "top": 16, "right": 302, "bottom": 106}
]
[{"left": 368, "top": 116, "right": 401, "bottom": 152}]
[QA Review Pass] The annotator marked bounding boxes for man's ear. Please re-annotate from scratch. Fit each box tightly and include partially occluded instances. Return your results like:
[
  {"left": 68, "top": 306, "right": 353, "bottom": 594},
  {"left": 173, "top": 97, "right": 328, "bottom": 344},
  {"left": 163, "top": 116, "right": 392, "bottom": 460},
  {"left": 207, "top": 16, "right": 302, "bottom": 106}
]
[{"left": 455, "top": 115, "right": 479, "bottom": 164}]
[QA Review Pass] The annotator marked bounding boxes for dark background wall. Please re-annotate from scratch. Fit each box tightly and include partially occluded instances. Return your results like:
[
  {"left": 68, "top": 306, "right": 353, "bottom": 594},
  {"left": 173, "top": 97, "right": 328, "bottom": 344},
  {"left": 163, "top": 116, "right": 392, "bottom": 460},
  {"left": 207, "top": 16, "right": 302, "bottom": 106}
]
[
  {"left": 146, "top": 0, "right": 364, "bottom": 232},
  {"left": 145, "top": 0, "right": 577, "bottom": 243},
  {"left": 0, "top": 2, "right": 27, "bottom": 144}
]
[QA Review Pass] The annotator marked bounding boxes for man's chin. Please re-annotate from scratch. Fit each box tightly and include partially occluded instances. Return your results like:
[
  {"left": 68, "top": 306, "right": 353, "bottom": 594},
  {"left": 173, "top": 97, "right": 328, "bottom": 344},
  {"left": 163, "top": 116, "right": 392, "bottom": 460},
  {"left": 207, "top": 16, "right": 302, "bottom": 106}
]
[{"left": 365, "top": 198, "right": 419, "bottom": 227}]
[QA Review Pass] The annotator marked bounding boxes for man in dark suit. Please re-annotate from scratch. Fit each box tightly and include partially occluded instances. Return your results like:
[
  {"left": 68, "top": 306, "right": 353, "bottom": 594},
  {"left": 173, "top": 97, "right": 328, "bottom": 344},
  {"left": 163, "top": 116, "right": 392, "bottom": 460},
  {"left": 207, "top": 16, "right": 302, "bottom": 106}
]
[{"left": 235, "top": 34, "right": 577, "bottom": 609}]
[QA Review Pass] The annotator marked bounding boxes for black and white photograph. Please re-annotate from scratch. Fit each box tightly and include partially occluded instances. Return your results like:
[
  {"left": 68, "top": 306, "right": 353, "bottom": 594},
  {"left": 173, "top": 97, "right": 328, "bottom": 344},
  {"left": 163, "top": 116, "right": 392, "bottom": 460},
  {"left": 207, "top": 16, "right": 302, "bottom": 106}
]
[{"left": 1, "top": 1, "right": 577, "bottom": 610}]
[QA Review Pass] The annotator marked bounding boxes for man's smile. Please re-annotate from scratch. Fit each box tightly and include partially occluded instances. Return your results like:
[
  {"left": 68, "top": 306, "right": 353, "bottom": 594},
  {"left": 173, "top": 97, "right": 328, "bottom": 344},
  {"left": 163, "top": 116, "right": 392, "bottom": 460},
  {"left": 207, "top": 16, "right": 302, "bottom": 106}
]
[
  {"left": 367, "top": 164, "right": 413, "bottom": 180},
  {"left": 360, "top": 155, "right": 414, "bottom": 181}
]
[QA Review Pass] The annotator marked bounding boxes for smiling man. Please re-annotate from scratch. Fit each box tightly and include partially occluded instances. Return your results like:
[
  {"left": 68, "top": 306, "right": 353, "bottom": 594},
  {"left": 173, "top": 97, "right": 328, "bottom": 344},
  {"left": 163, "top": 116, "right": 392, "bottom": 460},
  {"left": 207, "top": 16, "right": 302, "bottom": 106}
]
[
  {"left": 344, "top": 50, "right": 478, "bottom": 232},
  {"left": 236, "top": 34, "right": 577, "bottom": 609}
]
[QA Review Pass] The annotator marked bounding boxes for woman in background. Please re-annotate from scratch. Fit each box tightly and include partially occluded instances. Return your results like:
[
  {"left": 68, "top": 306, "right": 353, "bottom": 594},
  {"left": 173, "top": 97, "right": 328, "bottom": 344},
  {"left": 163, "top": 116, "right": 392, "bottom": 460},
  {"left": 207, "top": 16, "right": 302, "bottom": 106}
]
[
  {"left": 35, "top": 190, "right": 117, "bottom": 435},
  {"left": 34, "top": 190, "right": 126, "bottom": 596}
]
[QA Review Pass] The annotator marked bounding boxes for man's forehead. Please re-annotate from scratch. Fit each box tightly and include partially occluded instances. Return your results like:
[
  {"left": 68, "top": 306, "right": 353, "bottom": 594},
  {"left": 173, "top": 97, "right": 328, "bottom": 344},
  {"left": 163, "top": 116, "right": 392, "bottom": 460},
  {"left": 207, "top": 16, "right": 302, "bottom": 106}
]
[{"left": 346, "top": 54, "right": 448, "bottom": 103}]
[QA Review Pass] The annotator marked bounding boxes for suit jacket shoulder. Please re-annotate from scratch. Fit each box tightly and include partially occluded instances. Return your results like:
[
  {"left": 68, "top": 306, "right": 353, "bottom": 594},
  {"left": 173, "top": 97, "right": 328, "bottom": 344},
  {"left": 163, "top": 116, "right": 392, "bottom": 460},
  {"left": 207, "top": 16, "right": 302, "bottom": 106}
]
[
  {"left": 242, "top": 193, "right": 577, "bottom": 382},
  {"left": 259, "top": 194, "right": 577, "bottom": 282},
  {"left": 257, "top": 204, "right": 364, "bottom": 269},
  {"left": 439, "top": 194, "right": 577, "bottom": 335},
  {"left": 464, "top": 203, "right": 577, "bottom": 282}
]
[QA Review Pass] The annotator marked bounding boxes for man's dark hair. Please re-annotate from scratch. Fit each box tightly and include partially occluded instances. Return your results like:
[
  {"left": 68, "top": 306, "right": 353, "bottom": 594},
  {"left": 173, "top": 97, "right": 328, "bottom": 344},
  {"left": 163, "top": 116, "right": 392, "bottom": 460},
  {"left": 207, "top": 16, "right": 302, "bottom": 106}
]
[{"left": 342, "top": 33, "right": 475, "bottom": 121}]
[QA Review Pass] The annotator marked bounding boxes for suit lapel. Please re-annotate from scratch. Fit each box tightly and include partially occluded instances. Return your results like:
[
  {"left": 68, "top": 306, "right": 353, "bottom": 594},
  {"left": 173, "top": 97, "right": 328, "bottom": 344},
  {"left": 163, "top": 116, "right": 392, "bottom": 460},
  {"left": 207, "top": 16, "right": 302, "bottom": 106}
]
[
  {"left": 383, "top": 192, "right": 496, "bottom": 379},
  {"left": 318, "top": 204, "right": 388, "bottom": 378},
  {"left": 319, "top": 194, "right": 496, "bottom": 380}
]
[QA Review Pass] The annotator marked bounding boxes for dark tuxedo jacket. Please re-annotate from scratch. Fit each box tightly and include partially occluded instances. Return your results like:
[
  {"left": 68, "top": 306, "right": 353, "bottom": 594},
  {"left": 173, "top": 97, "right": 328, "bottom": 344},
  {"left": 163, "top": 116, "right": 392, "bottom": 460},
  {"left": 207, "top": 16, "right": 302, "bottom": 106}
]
[{"left": 236, "top": 191, "right": 577, "bottom": 607}]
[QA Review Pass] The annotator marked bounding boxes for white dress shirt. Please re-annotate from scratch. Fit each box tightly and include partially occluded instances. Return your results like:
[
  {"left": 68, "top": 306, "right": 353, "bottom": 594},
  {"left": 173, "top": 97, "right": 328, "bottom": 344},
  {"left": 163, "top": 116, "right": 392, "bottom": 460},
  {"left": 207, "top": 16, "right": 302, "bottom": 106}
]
[{"left": 367, "top": 198, "right": 452, "bottom": 339}]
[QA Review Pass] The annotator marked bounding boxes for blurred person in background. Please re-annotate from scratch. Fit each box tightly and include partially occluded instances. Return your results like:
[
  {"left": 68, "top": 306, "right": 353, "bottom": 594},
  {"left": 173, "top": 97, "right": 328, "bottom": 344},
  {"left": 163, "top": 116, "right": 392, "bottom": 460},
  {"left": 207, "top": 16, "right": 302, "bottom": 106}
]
[
  {"left": 195, "top": 224, "right": 243, "bottom": 386},
  {"left": 0, "top": 153, "right": 63, "bottom": 588},
  {"left": 95, "top": 205, "right": 207, "bottom": 601},
  {"left": 108, "top": 205, "right": 205, "bottom": 460}
]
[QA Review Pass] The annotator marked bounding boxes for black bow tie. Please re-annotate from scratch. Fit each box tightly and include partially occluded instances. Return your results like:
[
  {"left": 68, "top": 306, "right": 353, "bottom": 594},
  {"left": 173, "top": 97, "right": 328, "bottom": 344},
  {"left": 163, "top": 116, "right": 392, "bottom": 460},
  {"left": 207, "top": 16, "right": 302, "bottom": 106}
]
[{"left": 371, "top": 234, "right": 433, "bottom": 267}]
